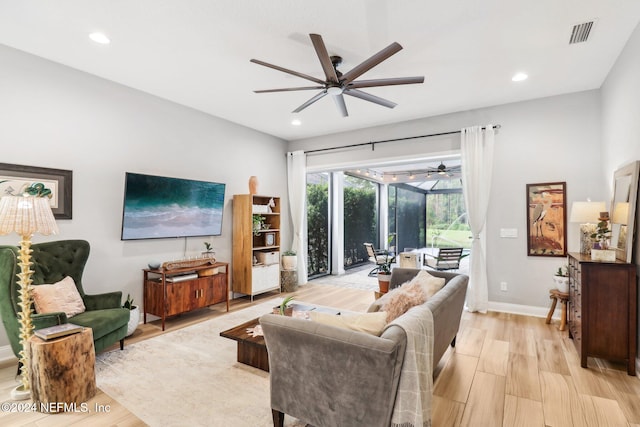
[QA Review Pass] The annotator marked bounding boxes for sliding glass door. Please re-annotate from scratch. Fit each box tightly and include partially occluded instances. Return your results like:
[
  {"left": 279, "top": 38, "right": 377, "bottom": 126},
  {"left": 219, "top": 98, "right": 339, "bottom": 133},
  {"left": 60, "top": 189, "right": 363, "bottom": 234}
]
[{"left": 343, "top": 175, "right": 378, "bottom": 269}]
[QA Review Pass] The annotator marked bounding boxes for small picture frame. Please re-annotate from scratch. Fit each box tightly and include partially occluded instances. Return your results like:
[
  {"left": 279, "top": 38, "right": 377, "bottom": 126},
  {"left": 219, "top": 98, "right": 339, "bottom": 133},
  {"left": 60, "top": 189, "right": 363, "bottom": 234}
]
[{"left": 264, "top": 232, "right": 275, "bottom": 247}]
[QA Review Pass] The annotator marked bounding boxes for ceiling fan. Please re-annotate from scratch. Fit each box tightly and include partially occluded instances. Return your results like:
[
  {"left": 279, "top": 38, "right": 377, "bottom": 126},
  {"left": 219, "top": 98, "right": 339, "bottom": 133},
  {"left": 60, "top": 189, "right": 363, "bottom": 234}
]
[{"left": 250, "top": 34, "right": 424, "bottom": 117}]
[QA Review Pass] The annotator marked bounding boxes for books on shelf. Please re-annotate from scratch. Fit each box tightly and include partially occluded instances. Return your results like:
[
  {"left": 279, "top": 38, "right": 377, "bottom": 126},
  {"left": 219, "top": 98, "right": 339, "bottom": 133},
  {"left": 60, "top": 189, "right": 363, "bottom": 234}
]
[{"left": 34, "top": 323, "right": 84, "bottom": 341}]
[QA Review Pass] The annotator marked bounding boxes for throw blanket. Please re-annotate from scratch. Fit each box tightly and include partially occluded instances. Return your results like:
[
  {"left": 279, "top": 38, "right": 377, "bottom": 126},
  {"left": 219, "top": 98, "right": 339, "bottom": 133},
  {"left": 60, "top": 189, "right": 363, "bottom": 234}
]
[{"left": 386, "top": 304, "right": 434, "bottom": 427}]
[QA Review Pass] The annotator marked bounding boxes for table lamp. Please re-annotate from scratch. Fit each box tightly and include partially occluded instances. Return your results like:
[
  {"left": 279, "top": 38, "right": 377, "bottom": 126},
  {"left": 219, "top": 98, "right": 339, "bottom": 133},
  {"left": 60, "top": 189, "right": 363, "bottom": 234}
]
[
  {"left": 0, "top": 186, "right": 58, "bottom": 400},
  {"left": 569, "top": 201, "right": 605, "bottom": 254}
]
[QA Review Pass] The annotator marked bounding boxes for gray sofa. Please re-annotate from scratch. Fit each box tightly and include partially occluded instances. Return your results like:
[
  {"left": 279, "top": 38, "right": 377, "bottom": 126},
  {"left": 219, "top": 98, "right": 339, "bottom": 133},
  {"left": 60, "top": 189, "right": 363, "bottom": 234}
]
[{"left": 260, "top": 268, "right": 468, "bottom": 427}]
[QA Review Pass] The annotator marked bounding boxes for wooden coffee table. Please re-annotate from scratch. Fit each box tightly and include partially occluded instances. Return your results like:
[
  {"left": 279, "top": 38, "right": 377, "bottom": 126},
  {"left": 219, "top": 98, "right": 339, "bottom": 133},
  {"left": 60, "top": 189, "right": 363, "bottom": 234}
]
[
  {"left": 220, "top": 304, "right": 341, "bottom": 372},
  {"left": 220, "top": 317, "right": 269, "bottom": 372}
]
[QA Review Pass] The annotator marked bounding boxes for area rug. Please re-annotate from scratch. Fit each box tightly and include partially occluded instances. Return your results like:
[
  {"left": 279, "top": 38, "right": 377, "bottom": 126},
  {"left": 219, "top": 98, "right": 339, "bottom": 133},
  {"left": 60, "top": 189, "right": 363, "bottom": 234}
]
[{"left": 95, "top": 298, "right": 305, "bottom": 427}]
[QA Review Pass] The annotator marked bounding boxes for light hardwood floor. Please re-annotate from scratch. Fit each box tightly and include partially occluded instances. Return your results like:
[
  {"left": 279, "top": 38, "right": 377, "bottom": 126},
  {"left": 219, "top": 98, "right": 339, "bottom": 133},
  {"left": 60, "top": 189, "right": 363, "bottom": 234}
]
[{"left": 1, "top": 283, "right": 639, "bottom": 426}]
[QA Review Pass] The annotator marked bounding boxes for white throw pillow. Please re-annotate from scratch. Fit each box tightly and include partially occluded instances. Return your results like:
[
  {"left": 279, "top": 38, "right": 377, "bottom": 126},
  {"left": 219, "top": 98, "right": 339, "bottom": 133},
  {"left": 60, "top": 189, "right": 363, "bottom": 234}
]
[
  {"left": 309, "top": 311, "right": 388, "bottom": 336},
  {"left": 32, "top": 276, "right": 86, "bottom": 318},
  {"left": 410, "top": 270, "right": 446, "bottom": 298}
]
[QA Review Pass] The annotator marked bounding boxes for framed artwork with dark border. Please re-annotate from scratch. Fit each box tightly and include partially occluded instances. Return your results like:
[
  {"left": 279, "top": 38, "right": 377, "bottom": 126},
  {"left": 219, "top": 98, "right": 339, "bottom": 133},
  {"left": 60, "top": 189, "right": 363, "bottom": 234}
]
[
  {"left": 526, "top": 181, "right": 566, "bottom": 257},
  {"left": 0, "top": 163, "right": 73, "bottom": 219}
]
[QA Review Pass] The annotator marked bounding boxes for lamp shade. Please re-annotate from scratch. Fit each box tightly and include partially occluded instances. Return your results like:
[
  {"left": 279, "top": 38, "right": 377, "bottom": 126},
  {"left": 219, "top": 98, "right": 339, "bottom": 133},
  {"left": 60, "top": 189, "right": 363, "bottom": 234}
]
[
  {"left": 0, "top": 195, "right": 59, "bottom": 236},
  {"left": 612, "top": 202, "right": 630, "bottom": 225},
  {"left": 569, "top": 201, "right": 606, "bottom": 223}
]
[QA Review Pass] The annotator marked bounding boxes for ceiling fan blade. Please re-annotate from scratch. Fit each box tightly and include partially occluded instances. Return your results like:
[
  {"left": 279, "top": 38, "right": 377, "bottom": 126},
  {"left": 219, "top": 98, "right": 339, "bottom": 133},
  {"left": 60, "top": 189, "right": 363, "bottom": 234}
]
[
  {"left": 254, "top": 86, "right": 325, "bottom": 93},
  {"left": 340, "top": 42, "right": 403, "bottom": 85},
  {"left": 347, "top": 76, "right": 424, "bottom": 89},
  {"left": 310, "top": 34, "right": 339, "bottom": 84},
  {"left": 250, "top": 59, "right": 326, "bottom": 85},
  {"left": 292, "top": 91, "right": 328, "bottom": 113},
  {"left": 343, "top": 89, "right": 397, "bottom": 109},
  {"left": 332, "top": 94, "right": 348, "bottom": 117}
]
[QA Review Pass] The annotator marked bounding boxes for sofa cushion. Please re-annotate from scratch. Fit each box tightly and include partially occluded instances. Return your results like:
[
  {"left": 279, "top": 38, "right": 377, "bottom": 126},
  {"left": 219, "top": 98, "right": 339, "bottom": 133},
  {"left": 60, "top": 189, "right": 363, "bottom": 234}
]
[
  {"left": 32, "top": 276, "right": 86, "bottom": 317},
  {"left": 309, "top": 311, "right": 388, "bottom": 336},
  {"left": 382, "top": 270, "right": 445, "bottom": 322},
  {"left": 71, "top": 308, "right": 130, "bottom": 340},
  {"left": 411, "top": 270, "right": 446, "bottom": 299}
]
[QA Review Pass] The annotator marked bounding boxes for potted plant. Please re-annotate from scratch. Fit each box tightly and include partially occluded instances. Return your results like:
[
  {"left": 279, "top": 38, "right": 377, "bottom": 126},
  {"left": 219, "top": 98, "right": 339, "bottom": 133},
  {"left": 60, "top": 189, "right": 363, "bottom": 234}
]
[
  {"left": 123, "top": 294, "right": 140, "bottom": 337},
  {"left": 273, "top": 295, "right": 295, "bottom": 316},
  {"left": 282, "top": 250, "right": 297, "bottom": 271},
  {"left": 590, "top": 217, "right": 615, "bottom": 261},
  {"left": 252, "top": 214, "right": 265, "bottom": 236},
  {"left": 552, "top": 265, "right": 569, "bottom": 293},
  {"left": 202, "top": 241, "right": 215, "bottom": 258},
  {"left": 377, "top": 262, "right": 392, "bottom": 294}
]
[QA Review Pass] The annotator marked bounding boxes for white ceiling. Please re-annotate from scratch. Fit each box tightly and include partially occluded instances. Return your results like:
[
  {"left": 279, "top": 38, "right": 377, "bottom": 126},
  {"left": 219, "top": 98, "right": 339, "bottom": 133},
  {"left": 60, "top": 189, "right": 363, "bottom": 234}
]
[{"left": 1, "top": 1, "right": 639, "bottom": 141}]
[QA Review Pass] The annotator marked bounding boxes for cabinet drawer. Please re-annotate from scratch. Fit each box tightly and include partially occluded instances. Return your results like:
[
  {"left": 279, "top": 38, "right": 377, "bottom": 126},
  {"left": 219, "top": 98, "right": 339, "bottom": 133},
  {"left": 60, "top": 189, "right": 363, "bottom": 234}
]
[{"left": 252, "top": 264, "right": 279, "bottom": 292}]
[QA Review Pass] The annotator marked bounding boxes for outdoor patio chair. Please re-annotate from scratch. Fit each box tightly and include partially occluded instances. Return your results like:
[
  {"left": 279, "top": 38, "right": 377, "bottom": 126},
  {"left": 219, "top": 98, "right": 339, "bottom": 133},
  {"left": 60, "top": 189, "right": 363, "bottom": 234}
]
[
  {"left": 424, "top": 247, "right": 466, "bottom": 271},
  {"left": 363, "top": 243, "right": 394, "bottom": 276}
]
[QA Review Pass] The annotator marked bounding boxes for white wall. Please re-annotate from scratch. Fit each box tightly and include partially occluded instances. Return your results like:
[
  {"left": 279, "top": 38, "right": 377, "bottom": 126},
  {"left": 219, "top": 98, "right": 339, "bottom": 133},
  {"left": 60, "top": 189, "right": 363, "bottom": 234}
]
[
  {"left": 289, "top": 90, "right": 604, "bottom": 311},
  {"left": 600, "top": 21, "right": 640, "bottom": 372},
  {"left": 0, "top": 45, "right": 290, "bottom": 351}
]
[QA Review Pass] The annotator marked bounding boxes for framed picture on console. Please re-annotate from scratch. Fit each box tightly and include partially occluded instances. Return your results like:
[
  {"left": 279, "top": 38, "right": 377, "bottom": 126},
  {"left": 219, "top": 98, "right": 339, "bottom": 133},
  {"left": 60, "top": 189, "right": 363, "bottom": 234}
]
[
  {"left": 264, "top": 232, "right": 275, "bottom": 247},
  {"left": 0, "top": 163, "right": 73, "bottom": 219},
  {"left": 526, "top": 181, "right": 566, "bottom": 257}
]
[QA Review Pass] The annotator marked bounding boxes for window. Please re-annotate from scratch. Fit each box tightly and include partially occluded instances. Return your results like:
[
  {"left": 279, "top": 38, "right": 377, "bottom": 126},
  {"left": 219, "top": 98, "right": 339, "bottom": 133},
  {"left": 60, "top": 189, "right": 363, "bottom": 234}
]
[{"left": 306, "top": 172, "right": 330, "bottom": 277}]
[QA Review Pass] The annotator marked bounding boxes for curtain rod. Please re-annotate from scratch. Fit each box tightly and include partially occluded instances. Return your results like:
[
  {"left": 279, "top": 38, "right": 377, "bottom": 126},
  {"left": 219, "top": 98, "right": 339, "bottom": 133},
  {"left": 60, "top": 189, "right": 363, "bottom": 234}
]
[{"left": 303, "top": 124, "right": 501, "bottom": 155}]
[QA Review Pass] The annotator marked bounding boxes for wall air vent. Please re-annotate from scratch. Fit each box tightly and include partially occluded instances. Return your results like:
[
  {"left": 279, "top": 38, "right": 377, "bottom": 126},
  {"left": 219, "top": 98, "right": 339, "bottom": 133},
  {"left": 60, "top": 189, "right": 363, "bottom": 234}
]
[{"left": 569, "top": 21, "right": 594, "bottom": 44}]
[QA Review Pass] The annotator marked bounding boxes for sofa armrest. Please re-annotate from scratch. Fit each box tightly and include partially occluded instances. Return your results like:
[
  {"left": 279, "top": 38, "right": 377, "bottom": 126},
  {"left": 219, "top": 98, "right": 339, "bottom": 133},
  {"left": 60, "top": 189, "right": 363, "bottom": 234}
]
[
  {"left": 32, "top": 312, "right": 68, "bottom": 330},
  {"left": 260, "top": 314, "right": 406, "bottom": 427},
  {"left": 83, "top": 291, "right": 122, "bottom": 311}
]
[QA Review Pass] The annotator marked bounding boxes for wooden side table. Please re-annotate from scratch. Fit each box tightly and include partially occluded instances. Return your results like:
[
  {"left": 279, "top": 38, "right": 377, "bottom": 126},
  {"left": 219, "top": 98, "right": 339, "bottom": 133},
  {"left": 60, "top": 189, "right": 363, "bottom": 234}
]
[
  {"left": 280, "top": 270, "right": 298, "bottom": 292},
  {"left": 28, "top": 328, "right": 96, "bottom": 412},
  {"left": 545, "top": 289, "right": 569, "bottom": 331}
]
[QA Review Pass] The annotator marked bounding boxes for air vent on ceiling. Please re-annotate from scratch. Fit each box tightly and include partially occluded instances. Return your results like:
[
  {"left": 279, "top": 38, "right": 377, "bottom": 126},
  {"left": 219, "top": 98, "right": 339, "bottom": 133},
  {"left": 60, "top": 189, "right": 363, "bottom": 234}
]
[{"left": 569, "top": 21, "right": 594, "bottom": 44}]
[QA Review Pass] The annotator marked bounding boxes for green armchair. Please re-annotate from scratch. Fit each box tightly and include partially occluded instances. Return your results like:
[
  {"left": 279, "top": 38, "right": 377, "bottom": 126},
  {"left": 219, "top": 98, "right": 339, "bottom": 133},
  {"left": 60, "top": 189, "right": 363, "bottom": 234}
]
[{"left": 0, "top": 239, "right": 130, "bottom": 360}]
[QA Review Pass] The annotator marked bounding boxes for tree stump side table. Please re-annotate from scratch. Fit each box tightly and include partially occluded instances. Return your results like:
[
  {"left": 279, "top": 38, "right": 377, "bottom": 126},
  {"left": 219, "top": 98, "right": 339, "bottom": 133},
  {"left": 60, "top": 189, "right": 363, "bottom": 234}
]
[
  {"left": 281, "top": 270, "right": 298, "bottom": 292},
  {"left": 28, "top": 327, "right": 97, "bottom": 412}
]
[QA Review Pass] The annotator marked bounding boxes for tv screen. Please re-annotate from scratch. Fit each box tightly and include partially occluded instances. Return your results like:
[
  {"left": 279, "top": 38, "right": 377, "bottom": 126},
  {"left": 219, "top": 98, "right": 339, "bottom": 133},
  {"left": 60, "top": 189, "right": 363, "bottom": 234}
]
[{"left": 121, "top": 172, "right": 226, "bottom": 240}]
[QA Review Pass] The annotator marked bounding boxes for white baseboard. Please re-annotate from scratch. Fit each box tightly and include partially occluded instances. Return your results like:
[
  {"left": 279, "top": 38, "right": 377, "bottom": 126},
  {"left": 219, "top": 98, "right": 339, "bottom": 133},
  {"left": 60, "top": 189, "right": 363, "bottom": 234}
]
[
  {"left": 0, "top": 346, "right": 16, "bottom": 365},
  {"left": 487, "top": 301, "right": 556, "bottom": 319}
]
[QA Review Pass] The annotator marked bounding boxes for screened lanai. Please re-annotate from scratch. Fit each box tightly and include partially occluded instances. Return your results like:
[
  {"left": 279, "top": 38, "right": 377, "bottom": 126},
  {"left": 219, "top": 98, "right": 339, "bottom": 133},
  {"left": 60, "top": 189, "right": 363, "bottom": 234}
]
[{"left": 306, "top": 157, "right": 471, "bottom": 279}]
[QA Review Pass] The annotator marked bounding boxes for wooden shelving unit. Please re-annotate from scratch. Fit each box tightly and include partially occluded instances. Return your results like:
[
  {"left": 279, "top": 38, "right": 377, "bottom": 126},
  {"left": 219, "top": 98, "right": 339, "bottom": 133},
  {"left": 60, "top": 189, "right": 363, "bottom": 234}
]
[{"left": 232, "top": 194, "right": 281, "bottom": 300}]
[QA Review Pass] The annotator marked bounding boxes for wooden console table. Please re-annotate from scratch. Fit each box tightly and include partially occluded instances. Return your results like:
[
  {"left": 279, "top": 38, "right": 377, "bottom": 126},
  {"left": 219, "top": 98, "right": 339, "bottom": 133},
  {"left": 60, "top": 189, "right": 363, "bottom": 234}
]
[{"left": 143, "top": 262, "right": 229, "bottom": 331}]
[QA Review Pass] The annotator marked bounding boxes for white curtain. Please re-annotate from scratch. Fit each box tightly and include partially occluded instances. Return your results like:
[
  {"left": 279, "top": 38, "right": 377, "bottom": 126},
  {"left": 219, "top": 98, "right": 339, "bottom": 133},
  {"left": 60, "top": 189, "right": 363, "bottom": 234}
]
[
  {"left": 287, "top": 150, "right": 308, "bottom": 284},
  {"left": 461, "top": 125, "right": 495, "bottom": 313}
]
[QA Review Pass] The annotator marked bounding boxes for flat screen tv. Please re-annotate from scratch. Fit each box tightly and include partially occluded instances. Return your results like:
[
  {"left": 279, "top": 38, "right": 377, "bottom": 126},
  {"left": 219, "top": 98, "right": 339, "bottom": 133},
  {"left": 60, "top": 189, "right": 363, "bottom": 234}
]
[{"left": 121, "top": 172, "right": 226, "bottom": 240}]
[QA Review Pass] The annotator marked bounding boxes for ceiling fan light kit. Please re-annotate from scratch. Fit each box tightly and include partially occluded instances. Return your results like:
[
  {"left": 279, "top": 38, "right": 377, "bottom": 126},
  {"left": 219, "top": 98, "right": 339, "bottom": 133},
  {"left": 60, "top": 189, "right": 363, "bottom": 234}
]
[{"left": 251, "top": 34, "right": 424, "bottom": 117}]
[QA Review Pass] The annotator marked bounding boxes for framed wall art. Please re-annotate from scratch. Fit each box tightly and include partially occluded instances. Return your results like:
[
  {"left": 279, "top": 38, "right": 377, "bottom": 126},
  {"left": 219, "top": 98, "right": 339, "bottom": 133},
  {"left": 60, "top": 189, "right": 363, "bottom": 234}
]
[
  {"left": 264, "top": 232, "right": 275, "bottom": 247},
  {"left": 526, "top": 181, "right": 566, "bottom": 257},
  {"left": 0, "top": 163, "right": 73, "bottom": 219}
]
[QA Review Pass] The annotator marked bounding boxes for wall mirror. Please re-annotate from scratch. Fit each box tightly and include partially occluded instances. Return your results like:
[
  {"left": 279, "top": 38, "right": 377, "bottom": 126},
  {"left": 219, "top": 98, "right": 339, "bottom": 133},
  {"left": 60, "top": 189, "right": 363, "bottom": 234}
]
[{"left": 610, "top": 161, "right": 640, "bottom": 262}]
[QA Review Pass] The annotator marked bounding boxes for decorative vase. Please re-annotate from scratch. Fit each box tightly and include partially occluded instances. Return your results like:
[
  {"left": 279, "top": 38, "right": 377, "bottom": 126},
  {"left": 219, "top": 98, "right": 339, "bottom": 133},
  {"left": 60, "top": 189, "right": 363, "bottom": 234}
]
[
  {"left": 249, "top": 176, "right": 259, "bottom": 195},
  {"left": 126, "top": 306, "right": 140, "bottom": 337},
  {"left": 378, "top": 272, "right": 391, "bottom": 294}
]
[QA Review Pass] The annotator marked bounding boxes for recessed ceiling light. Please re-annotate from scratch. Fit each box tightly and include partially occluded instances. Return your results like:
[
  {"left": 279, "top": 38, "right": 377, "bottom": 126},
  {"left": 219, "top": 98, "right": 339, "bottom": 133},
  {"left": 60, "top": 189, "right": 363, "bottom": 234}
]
[
  {"left": 512, "top": 72, "right": 528, "bottom": 82},
  {"left": 291, "top": 119, "right": 301, "bottom": 126},
  {"left": 89, "top": 32, "right": 111, "bottom": 45}
]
